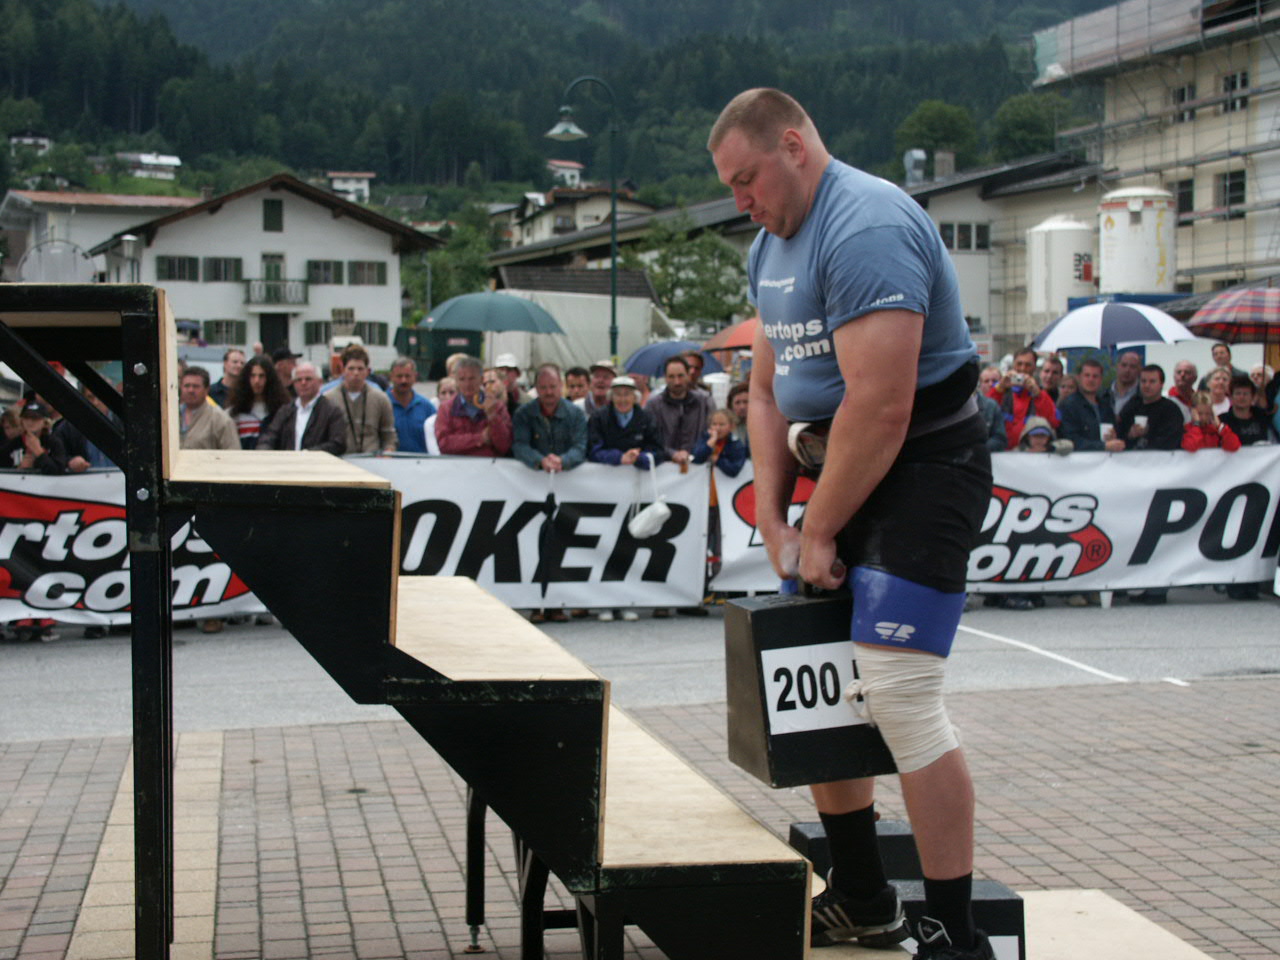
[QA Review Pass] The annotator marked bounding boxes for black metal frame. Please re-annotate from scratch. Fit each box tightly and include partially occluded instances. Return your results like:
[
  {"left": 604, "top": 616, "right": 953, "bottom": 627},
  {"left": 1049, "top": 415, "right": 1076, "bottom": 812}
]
[{"left": 0, "top": 285, "right": 174, "bottom": 959}]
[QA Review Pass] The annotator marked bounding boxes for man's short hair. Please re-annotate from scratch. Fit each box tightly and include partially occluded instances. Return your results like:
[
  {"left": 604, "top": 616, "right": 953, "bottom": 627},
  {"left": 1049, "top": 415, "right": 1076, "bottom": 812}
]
[
  {"left": 535, "top": 363, "right": 562, "bottom": 382},
  {"left": 390, "top": 356, "right": 416, "bottom": 373},
  {"left": 293, "top": 362, "right": 319, "bottom": 381},
  {"left": 1213, "top": 342, "right": 1232, "bottom": 356},
  {"left": 708, "top": 88, "right": 810, "bottom": 152},
  {"left": 1229, "top": 374, "right": 1255, "bottom": 394},
  {"left": 182, "top": 366, "right": 210, "bottom": 388},
  {"left": 1078, "top": 358, "right": 1104, "bottom": 375},
  {"left": 223, "top": 348, "right": 244, "bottom": 362},
  {"left": 340, "top": 344, "right": 370, "bottom": 367},
  {"left": 1040, "top": 355, "right": 1063, "bottom": 372},
  {"left": 1013, "top": 347, "right": 1037, "bottom": 363},
  {"left": 1141, "top": 363, "right": 1165, "bottom": 382},
  {"left": 565, "top": 366, "right": 589, "bottom": 381},
  {"left": 664, "top": 355, "right": 690, "bottom": 375},
  {"left": 453, "top": 355, "right": 483, "bottom": 375},
  {"left": 727, "top": 381, "right": 749, "bottom": 403}
]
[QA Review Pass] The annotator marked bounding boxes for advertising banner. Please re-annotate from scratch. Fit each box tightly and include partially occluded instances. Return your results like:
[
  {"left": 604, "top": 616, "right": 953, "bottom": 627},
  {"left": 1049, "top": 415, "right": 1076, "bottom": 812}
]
[
  {"left": 0, "top": 458, "right": 709, "bottom": 623},
  {"left": 711, "top": 448, "right": 1280, "bottom": 594},
  {"left": 1, "top": 446, "right": 1276, "bottom": 623}
]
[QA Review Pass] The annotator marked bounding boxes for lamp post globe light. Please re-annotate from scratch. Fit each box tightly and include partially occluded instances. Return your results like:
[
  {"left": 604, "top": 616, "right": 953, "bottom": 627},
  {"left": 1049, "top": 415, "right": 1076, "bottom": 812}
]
[{"left": 546, "top": 76, "right": 619, "bottom": 360}]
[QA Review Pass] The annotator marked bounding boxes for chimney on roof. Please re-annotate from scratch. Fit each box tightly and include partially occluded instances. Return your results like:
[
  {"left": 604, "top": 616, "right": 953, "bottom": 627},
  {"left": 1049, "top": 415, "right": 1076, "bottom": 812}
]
[{"left": 933, "top": 151, "right": 956, "bottom": 181}]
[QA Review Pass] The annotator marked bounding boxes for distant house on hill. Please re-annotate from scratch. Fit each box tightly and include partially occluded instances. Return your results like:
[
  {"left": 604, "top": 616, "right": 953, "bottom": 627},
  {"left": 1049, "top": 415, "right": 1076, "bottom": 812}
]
[
  {"left": 327, "top": 171, "right": 376, "bottom": 203},
  {"left": 90, "top": 173, "right": 438, "bottom": 369},
  {"left": 116, "top": 152, "right": 182, "bottom": 180}
]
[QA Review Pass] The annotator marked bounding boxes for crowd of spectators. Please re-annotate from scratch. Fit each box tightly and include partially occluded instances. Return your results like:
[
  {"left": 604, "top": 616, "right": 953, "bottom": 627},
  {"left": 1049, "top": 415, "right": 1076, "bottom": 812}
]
[{"left": 4, "top": 339, "right": 1277, "bottom": 637}]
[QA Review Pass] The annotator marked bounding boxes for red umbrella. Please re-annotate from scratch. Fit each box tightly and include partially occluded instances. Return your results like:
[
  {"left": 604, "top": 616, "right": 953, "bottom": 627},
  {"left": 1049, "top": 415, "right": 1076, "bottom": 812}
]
[
  {"left": 1187, "top": 286, "right": 1280, "bottom": 344},
  {"left": 703, "top": 316, "right": 759, "bottom": 351}
]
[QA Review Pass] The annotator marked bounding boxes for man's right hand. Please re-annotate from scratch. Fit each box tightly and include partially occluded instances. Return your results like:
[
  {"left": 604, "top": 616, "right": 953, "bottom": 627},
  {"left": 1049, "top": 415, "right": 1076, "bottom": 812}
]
[{"left": 620, "top": 448, "right": 640, "bottom": 465}]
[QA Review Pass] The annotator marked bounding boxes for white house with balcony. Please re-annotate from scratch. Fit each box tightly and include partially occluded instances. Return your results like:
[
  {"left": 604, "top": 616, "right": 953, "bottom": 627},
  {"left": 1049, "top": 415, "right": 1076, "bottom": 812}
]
[{"left": 91, "top": 173, "right": 437, "bottom": 370}]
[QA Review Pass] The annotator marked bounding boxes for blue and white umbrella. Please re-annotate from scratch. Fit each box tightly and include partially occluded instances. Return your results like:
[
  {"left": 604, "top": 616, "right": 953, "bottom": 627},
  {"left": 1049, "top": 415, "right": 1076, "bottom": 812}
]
[{"left": 1030, "top": 302, "right": 1194, "bottom": 352}]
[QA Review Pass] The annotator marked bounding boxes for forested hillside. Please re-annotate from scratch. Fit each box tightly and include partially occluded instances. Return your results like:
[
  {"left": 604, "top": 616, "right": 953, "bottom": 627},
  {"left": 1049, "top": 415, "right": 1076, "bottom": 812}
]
[{"left": 0, "top": 0, "right": 1113, "bottom": 209}]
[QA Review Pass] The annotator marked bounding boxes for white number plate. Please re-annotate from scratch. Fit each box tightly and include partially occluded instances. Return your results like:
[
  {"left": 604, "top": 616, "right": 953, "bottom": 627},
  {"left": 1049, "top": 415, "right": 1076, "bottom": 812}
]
[{"left": 759, "top": 641, "right": 872, "bottom": 735}]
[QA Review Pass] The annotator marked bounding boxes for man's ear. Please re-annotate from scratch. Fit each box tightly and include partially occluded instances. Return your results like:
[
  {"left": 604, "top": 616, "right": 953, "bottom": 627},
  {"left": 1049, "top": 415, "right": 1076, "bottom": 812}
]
[{"left": 780, "top": 128, "right": 806, "bottom": 165}]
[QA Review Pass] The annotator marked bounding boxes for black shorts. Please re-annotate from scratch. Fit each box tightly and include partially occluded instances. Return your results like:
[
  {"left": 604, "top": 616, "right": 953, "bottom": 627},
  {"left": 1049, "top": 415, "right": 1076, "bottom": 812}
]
[{"left": 831, "top": 414, "right": 992, "bottom": 594}]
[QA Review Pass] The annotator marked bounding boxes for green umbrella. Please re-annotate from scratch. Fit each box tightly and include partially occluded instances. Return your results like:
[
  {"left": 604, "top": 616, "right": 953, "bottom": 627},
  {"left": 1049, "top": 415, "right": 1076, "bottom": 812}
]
[{"left": 423, "top": 292, "right": 565, "bottom": 335}]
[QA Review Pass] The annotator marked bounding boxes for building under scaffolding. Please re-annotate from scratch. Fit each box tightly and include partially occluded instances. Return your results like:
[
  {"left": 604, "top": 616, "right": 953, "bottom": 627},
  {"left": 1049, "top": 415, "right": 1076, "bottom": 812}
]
[{"left": 1034, "top": 0, "right": 1280, "bottom": 287}]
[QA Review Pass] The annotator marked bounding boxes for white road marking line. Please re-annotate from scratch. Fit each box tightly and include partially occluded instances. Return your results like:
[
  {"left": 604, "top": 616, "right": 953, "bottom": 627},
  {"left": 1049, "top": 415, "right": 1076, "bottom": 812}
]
[
  {"left": 957, "top": 625, "right": 1131, "bottom": 683},
  {"left": 1162, "top": 677, "right": 1191, "bottom": 687}
]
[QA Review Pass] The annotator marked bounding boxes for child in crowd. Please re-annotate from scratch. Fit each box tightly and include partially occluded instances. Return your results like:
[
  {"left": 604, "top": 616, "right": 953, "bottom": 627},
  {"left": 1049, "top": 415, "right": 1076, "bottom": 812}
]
[
  {"left": 1182, "top": 392, "right": 1241, "bottom": 452},
  {"left": 692, "top": 409, "right": 747, "bottom": 588}
]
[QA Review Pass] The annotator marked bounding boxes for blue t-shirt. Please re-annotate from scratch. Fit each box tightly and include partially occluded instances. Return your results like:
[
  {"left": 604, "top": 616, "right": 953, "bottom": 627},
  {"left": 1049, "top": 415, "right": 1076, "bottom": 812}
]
[
  {"left": 391, "top": 391, "right": 436, "bottom": 453},
  {"left": 748, "top": 159, "right": 975, "bottom": 422}
]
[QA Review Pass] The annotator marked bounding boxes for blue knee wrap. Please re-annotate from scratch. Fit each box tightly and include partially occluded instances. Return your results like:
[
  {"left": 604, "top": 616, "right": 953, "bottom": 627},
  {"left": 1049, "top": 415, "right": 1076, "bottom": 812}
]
[{"left": 850, "top": 567, "right": 964, "bottom": 657}]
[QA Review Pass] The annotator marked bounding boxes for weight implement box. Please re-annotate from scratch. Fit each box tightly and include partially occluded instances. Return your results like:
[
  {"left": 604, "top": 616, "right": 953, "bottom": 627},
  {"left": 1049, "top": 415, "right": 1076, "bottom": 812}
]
[{"left": 725, "top": 592, "right": 896, "bottom": 788}]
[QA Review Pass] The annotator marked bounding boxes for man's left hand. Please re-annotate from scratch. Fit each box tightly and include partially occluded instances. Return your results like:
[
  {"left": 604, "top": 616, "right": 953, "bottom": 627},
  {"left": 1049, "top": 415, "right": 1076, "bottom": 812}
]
[
  {"left": 671, "top": 449, "right": 691, "bottom": 464},
  {"left": 541, "top": 453, "right": 562, "bottom": 472}
]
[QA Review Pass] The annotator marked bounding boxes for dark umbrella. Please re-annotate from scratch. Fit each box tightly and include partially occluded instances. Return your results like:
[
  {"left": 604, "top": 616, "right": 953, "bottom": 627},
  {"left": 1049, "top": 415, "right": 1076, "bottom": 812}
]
[
  {"left": 423, "top": 292, "right": 565, "bottom": 335},
  {"left": 533, "top": 474, "right": 558, "bottom": 599},
  {"left": 623, "top": 340, "right": 724, "bottom": 378}
]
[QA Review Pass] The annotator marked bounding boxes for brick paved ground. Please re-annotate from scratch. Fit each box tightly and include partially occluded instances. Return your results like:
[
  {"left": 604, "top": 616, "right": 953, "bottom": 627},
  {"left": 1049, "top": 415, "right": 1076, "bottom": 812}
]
[
  {"left": 0, "top": 739, "right": 131, "bottom": 960},
  {"left": 1, "top": 676, "right": 1276, "bottom": 959}
]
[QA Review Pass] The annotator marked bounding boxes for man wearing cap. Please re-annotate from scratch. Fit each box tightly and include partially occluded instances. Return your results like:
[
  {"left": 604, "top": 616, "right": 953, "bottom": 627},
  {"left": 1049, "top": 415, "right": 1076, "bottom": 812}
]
[
  {"left": 178, "top": 367, "right": 240, "bottom": 452},
  {"left": 580, "top": 360, "right": 617, "bottom": 415},
  {"left": 587, "top": 376, "right": 665, "bottom": 468},
  {"left": 494, "top": 353, "right": 527, "bottom": 416},
  {"left": 2, "top": 403, "right": 69, "bottom": 473},
  {"left": 273, "top": 347, "right": 302, "bottom": 394},
  {"left": 388, "top": 357, "right": 435, "bottom": 454}
]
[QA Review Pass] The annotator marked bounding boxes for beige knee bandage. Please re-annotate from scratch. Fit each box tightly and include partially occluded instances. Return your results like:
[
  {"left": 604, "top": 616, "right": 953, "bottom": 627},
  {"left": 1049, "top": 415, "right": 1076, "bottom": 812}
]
[{"left": 844, "top": 644, "right": 959, "bottom": 774}]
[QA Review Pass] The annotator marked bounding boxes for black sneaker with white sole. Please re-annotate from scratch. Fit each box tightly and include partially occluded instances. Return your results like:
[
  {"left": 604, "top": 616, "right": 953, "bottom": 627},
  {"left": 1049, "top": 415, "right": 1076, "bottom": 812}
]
[
  {"left": 810, "top": 877, "right": 908, "bottom": 948},
  {"left": 911, "top": 916, "right": 995, "bottom": 960}
]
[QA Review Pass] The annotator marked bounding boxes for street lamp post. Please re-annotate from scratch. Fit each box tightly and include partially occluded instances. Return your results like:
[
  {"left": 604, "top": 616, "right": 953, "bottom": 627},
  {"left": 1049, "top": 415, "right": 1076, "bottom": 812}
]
[{"left": 546, "top": 76, "right": 619, "bottom": 360}]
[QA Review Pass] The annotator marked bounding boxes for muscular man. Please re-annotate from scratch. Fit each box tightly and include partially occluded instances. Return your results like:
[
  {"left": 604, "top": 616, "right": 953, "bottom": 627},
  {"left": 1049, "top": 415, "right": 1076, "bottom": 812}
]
[{"left": 710, "top": 89, "right": 994, "bottom": 959}]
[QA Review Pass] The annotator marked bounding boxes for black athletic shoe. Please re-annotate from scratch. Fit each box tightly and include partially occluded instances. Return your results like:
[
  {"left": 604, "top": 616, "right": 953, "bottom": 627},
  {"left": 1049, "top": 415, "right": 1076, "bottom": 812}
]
[
  {"left": 911, "top": 917, "right": 995, "bottom": 960},
  {"left": 810, "top": 877, "right": 908, "bottom": 948}
]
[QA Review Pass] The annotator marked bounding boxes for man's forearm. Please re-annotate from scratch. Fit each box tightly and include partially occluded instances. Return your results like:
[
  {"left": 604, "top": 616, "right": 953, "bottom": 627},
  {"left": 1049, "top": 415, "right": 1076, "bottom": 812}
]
[{"left": 747, "top": 395, "right": 797, "bottom": 536}]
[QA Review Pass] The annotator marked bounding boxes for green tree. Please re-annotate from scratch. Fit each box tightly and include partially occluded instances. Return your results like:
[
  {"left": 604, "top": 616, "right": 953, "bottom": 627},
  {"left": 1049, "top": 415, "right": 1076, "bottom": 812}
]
[
  {"left": 893, "top": 100, "right": 979, "bottom": 172},
  {"left": 622, "top": 213, "right": 748, "bottom": 325},
  {"left": 989, "top": 91, "right": 1072, "bottom": 162},
  {"left": 420, "top": 224, "right": 493, "bottom": 310}
]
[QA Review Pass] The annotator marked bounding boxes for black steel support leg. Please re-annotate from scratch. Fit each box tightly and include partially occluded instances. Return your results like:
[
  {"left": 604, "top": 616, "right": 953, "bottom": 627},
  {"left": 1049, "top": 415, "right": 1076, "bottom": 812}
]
[
  {"left": 130, "top": 545, "right": 174, "bottom": 959},
  {"left": 517, "top": 839, "right": 551, "bottom": 960},
  {"left": 464, "top": 789, "right": 487, "bottom": 953},
  {"left": 576, "top": 895, "right": 625, "bottom": 960}
]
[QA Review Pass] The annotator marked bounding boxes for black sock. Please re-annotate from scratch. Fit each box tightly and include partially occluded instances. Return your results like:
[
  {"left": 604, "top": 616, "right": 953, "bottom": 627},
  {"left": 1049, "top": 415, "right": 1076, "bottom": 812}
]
[
  {"left": 923, "top": 874, "right": 975, "bottom": 950},
  {"left": 819, "top": 805, "right": 889, "bottom": 901}
]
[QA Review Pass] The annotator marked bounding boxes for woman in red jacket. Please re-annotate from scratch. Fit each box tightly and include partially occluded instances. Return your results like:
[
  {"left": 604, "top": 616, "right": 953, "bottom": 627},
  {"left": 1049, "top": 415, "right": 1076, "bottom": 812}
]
[{"left": 1182, "top": 392, "right": 1241, "bottom": 452}]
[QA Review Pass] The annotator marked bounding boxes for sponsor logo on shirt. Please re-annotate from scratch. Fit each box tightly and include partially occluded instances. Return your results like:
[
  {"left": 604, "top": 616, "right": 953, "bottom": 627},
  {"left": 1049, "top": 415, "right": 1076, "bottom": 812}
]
[
  {"left": 759, "top": 275, "right": 796, "bottom": 294},
  {"left": 867, "top": 293, "right": 906, "bottom": 308},
  {"left": 874, "top": 622, "right": 917, "bottom": 642}
]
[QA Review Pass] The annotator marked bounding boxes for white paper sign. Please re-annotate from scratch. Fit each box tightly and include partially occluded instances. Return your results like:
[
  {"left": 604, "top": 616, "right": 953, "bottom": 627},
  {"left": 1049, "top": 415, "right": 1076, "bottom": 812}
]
[{"left": 758, "top": 641, "right": 874, "bottom": 735}]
